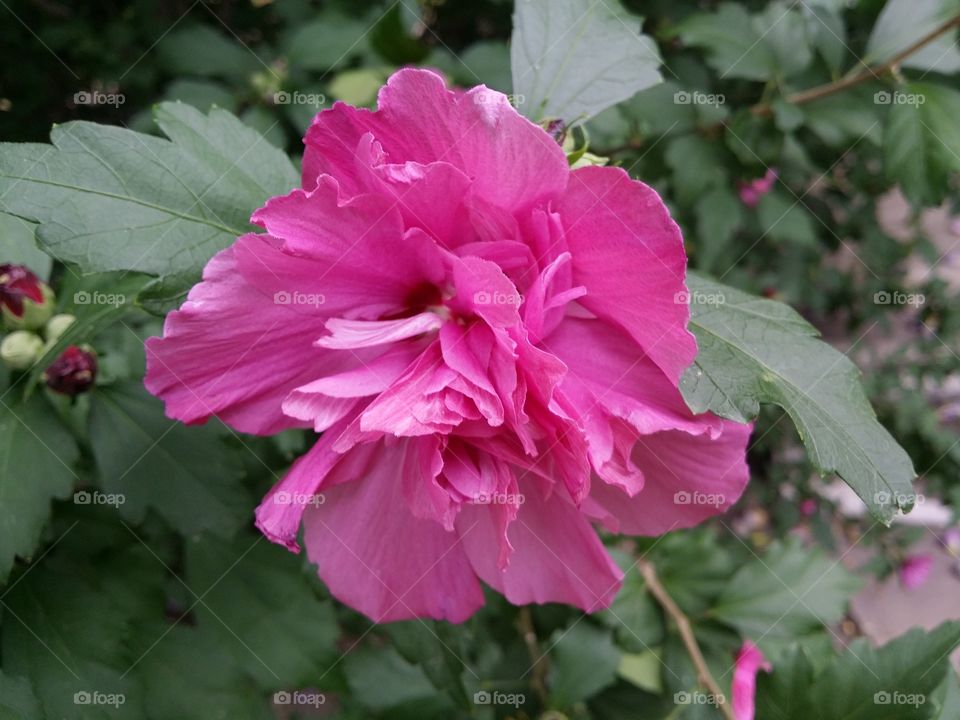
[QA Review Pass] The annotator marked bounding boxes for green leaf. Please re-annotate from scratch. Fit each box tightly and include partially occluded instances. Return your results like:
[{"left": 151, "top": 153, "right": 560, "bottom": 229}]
[
  {"left": 753, "top": 3, "right": 813, "bottom": 78},
  {"left": 0, "top": 102, "right": 298, "bottom": 279},
  {"left": 343, "top": 645, "right": 440, "bottom": 711},
  {"left": 1, "top": 556, "right": 152, "bottom": 719},
  {"left": 136, "top": 270, "right": 199, "bottom": 316},
  {"left": 0, "top": 393, "right": 79, "bottom": 581},
  {"left": 158, "top": 25, "right": 262, "bottom": 82},
  {"left": 756, "top": 190, "right": 818, "bottom": 248},
  {"left": 88, "top": 381, "right": 250, "bottom": 538},
  {"left": 0, "top": 213, "right": 50, "bottom": 279},
  {"left": 757, "top": 622, "right": 960, "bottom": 719},
  {"left": 138, "top": 625, "right": 272, "bottom": 720},
  {"left": 285, "top": 12, "right": 370, "bottom": 71},
  {"left": 676, "top": 4, "right": 778, "bottom": 81},
  {"left": 386, "top": 621, "right": 471, "bottom": 707},
  {"left": 459, "top": 41, "right": 513, "bottom": 93},
  {"left": 0, "top": 670, "right": 43, "bottom": 720},
  {"left": 884, "top": 83, "right": 960, "bottom": 207},
  {"left": 755, "top": 646, "right": 815, "bottom": 719},
  {"left": 548, "top": 622, "right": 621, "bottom": 706},
  {"left": 680, "top": 273, "right": 917, "bottom": 523},
  {"left": 710, "top": 538, "right": 860, "bottom": 655},
  {"left": 186, "top": 533, "right": 339, "bottom": 689},
  {"left": 665, "top": 135, "right": 726, "bottom": 208},
  {"left": 866, "top": 0, "right": 960, "bottom": 73},
  {"left": 694, "top": 186, "right": 743, "bottom": 274},
  {"left": 511, "top": 0, "right": 662, "bottom": 123}
]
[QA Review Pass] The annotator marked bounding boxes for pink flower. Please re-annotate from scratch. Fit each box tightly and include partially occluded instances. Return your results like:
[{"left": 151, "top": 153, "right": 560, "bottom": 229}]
[
  {"left": 738, "top": 169, "right": 778, "bottom": 208},
  {"left": 899, "top": 554, "right": 934, "bottom": 590},
  {"left": 145, "top": 69, "right": 751, "bottom": 623},
  {"left": 731, "top": 641, "right": 770, "bottom": 720}
]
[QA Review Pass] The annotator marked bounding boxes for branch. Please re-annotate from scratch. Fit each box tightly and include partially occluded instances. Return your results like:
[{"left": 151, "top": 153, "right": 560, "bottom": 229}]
[
  {"left": 518, "top": 606, "right": 550, "bottom": 707},
  {"left": 752, "top": 13, "right": 960, "bottom": 115},
  {"left": 638, "top": 558, "right": 736, "bottom": 720}
]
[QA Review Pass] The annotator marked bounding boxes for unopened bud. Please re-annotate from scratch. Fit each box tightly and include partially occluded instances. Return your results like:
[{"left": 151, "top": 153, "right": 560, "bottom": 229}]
[
  {"left": 1, "top": 330, "right": 44, "bottom": 370},
  {"left": 43, "top": 344, "right": 97, "bottom": 396}
]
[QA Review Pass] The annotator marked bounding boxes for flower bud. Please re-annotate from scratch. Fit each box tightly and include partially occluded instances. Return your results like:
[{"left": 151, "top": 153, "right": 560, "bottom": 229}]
[
  {"left": 44, "top": 313, "right": 76, "bottom": 343},
  {"left": 1, "top": 264, "right": 55, "bottom": 330},
  {"left": 43, "top": 344, "right": 97, "bottom": 396},
  {"left": 0, "top": 330, "right": 44, "bottom": 370}
]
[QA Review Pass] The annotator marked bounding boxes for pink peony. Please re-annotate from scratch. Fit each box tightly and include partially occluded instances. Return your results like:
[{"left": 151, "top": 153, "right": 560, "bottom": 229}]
[
  {"left": 731, "top": 641, "right": 771, "bottom": 720},
  {"left": 145, "top": 69, "right": 751, "bottom": 623}
]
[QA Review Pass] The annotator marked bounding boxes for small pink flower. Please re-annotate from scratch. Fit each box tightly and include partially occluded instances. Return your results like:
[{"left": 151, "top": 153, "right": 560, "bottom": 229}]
[
  {"left": 731, "top": 641, "right": 771, "bottom": 720},
  {"left": 799, "top": 498, "right": 817, "bottom": 517},
  {"left": 145, "top": 69, "right": 752, "bottom": 623},
  {"left": 899, "top": 554, "right": 934, "bottom": 590},
  {"left": 738, "top": 169, "right": 778, "bottom": 208}
]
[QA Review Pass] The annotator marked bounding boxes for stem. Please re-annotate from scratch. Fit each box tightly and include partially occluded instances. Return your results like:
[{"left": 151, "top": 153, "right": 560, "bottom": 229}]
[
  {"left": 752, "top": 13, "right": 960, "bottom": 115},
  {"left": 518, "top": 606, "right": 550, "bottom": 708},
  {"left": 638, "top": 559, "right": 736, "bottom": 720}
]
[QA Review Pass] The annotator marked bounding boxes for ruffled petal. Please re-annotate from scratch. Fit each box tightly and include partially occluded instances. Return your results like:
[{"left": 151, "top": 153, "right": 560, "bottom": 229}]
[
  {"left": 558, "top": 166, "right": 697, "bottom": 384},
  {"left": 302, "top": 438, "right": 484, "bottom": 623}
]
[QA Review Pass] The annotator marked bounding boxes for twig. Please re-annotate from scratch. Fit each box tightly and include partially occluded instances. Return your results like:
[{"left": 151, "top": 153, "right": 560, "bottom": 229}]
[
  {"left": 518, "top": 606, "right": 550, "bottom": 707},
  {"left": 638, "top": 558, "right": 736, "bottom": 720},
  {"left": 752, "top": 13, "right": 960, "bottom": 115}
]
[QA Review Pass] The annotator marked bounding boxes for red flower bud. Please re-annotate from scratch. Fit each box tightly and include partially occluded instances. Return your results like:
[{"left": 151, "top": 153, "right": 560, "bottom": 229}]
[{"left": 44, "top": 345, "right": 97, "bottom": 396}]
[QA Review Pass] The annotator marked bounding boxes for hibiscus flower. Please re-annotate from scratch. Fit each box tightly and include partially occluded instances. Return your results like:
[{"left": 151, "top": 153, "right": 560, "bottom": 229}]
[{"left": 145, "top": 69, "right": 751, "bottom": 623}]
